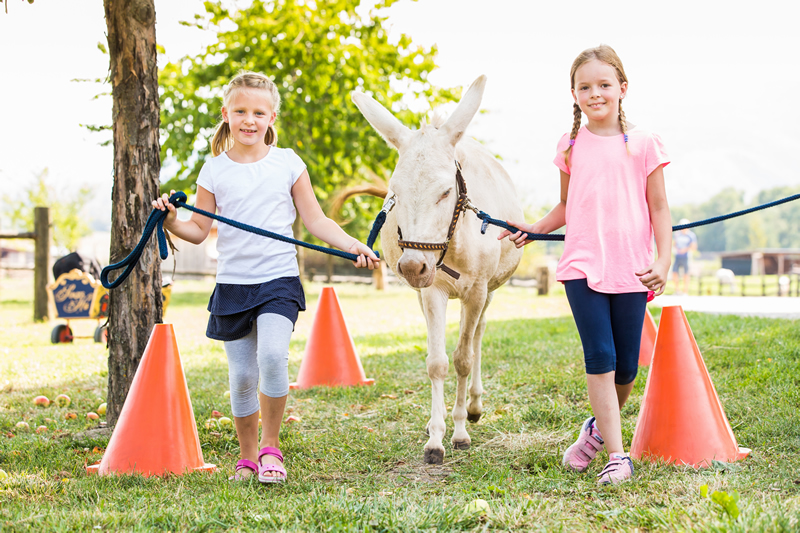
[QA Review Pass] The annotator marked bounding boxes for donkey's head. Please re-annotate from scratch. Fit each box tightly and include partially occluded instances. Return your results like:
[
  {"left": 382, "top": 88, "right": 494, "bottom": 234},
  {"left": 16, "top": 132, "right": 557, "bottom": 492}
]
[{"left": 352, "top": 76, "right": 486, "bottom": 288}]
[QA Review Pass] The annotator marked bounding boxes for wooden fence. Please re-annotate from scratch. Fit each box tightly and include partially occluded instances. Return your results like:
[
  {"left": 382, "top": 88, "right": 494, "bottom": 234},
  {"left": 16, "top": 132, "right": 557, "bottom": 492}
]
[{"left": 0, "top": 207, "right": 50, "bottom": 321}]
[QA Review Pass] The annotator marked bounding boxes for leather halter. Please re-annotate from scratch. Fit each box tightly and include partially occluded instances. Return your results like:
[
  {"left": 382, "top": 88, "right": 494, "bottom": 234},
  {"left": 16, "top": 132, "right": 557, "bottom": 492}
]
[{"left": 394, "top": 160, "right": 471, "bottom": 280}]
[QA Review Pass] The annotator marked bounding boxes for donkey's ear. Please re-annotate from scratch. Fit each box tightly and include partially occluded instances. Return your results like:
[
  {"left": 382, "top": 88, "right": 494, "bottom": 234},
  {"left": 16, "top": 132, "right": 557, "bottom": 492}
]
[
  {"left": 351, "top": 92, "right": 412, "bottom": 151},
  {"left": 441, "top": 75, "right": 486, "bottom": 146}
]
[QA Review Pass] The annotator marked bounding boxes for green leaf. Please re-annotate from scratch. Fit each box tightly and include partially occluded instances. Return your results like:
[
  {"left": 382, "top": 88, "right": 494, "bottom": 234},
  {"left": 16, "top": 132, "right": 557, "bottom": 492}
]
[{"left": 97, "top": 42, "right": 108, "bottom": 54}]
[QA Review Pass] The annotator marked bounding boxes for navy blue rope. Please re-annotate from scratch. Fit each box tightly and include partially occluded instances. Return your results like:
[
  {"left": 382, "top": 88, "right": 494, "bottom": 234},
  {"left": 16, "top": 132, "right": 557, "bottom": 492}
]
[
  {"left": 477, "top": 192, "right": 800, "bottom": 242},
  {"left": 101, "top": 191, "right": 380, "bottom": 289}
]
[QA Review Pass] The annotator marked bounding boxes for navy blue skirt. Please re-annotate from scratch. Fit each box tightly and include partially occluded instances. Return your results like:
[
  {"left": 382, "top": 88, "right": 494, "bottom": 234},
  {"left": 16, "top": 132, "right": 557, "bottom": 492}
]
[{"left": 206, "top": 276, "right": 305, "bottom": 341}]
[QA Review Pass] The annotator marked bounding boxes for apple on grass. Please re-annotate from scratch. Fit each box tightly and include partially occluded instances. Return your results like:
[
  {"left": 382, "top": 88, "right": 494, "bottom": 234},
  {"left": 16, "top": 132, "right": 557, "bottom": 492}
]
[
  {"left": 211, "top": 410, "right": 223, "bottom": 419},
  {"left": 0, "top": 469, "right": 8, "bottom": 481},
  {"left": 86, "top": 412, "right": 99, "bottom": 420},
  {"left": 33, "top": 396, "right": 50, "bottom": 408},
  {"left": 97, "top": 403, "right": 107, "bottom": 416},
  {"left": 54, "top": 394, "right": 71, "bottom": 408},
  {"left": 64, "top": 413, "right": 77, "bottom": 420},
  {"left": 15, "top": 421, "right": 30, "bottom": 430},
  {"left": 218, "top": 417, "right": 233, "bottom": 428},
  {"left": 36, "top": 426, "right": 47, "bottom": 434}
]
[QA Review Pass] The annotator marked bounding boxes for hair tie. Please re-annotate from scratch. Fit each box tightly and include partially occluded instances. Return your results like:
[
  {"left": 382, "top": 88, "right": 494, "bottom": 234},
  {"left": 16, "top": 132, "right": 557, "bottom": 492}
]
[
  {"left": 623, "top": 134, "right": 629, "bottom": 143},
  {"left": 569, "top": 139, "right": 575, "bottom": 146}
]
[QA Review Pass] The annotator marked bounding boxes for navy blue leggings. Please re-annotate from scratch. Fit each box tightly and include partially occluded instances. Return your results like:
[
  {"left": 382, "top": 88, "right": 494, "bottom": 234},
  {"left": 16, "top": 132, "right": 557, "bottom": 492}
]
[{"left": 564, "top": 278, "right": 647, "bottom": 385}]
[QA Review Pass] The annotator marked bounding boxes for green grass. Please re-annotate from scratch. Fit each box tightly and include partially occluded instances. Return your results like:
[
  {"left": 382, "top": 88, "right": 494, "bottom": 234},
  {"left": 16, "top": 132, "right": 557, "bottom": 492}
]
[{"left": 1, "top": 275, "right": 799, "bottom": 531}]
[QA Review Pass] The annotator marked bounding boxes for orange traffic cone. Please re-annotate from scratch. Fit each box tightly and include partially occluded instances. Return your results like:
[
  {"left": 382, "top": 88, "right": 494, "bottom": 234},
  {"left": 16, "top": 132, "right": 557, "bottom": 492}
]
[
  {"left": 290, "top": 287, "right": 374, "bottom": 389},
  {"left": 87, "top": 324, "right": 215, "bottom": 476},
  {"left": 638, "top": 308, "right": 658, "bottom": 366},
  {"left": 630, "top": 306, "right": 750, "bottom": 467}
]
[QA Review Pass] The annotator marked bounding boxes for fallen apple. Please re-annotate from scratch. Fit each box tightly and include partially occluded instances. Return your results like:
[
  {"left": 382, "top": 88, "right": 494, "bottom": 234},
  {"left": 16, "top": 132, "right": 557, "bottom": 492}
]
[
  {"left": 285, "top": 415, "right": 301, "bottom": 424},
  {"left": 204, "top": 419, "right": 218, "bottom": 429},
  {"left": 36, "top": 425, "right": 48, "bottom": 434},
  {"left": 223, "top": 390, "right": 231, "bottom": 399},
  {"left": 218, "top": 416, "right": 233, "bottom": 428},
  {"left": 211, "top": 410, "right": 223, "bottom": 419},
  {"left": 464, "top": 498, "right": 490, "bottom": 516},
  {"left": 64, "top": 412, "right": 77, "bottom": 420},
  {"left": 44, "top": 418, "right": 54, "bottom": 423},
  {"left": 33, "top": 396, "right": 50, "bottom": 408},
  {"left": 15, "top": 421, "right": 30, "bottom": 430},
  {"left": 0, "top": 469, "right": 8, "bottom": 481},
  {"left": 86, "top": 412, "right": 99, "bottom": 421},
  {"left": 54, "top": 394, "right": 71, "bottom": 408},
  {"left": 97, "top": 403, "right": 107, "bottom": 416}
]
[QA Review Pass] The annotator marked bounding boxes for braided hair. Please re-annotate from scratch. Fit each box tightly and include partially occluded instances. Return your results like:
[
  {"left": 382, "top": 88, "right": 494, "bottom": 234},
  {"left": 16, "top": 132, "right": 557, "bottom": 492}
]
[
  {"left": 563, "top": 44, "right": 630, "bottom": 168},
  {"left": 211, "top": 71, "right": 281, "bottom": 156}
]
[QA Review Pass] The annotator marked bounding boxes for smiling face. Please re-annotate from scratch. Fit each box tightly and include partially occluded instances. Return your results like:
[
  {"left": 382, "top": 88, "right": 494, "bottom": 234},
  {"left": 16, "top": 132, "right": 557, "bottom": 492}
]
[
  {"left": 571, "top": 59, "right": 627, "bottom": 129},
  {"left": 221, "top": 88, "right": 277, "bottom": 150}
]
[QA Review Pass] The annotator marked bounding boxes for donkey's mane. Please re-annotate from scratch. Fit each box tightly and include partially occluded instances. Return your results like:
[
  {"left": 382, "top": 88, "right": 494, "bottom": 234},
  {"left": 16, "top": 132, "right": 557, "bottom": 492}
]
[{"left": 421, "top": 109, "right": 447, "bottom": 131}]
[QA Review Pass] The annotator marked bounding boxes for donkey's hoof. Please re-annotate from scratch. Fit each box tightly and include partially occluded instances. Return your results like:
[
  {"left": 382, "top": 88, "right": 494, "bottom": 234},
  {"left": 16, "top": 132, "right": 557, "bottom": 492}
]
[
  {"left": 452, "top": 439, "right": 471, "bottom": 450},
  {"left": 424, "top": 448, "right": 445, "bottom": 465},
  {"left": 466, "top": 412, "right": 482, "bottom": 423}
]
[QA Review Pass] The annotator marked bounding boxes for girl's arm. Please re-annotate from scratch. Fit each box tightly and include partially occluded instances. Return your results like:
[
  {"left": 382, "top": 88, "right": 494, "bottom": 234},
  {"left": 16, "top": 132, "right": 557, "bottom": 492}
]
[
  {"left": 635, "top": 165, "right": 672, "bottom": 295},
  {"left": 152, "top": 187, "right": 216, "bottom": 245},
  {"left": 498, "top": 170, "right": 570, "bottom": 248},
  {"left": 291, "top": 170, "right": 379, "bottom": 269}
]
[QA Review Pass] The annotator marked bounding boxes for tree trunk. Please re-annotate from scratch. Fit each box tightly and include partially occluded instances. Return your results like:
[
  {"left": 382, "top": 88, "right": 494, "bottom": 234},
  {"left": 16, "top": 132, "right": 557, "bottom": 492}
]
[{"left": 104, "top": 0, "right": 162, "bottom": 426}]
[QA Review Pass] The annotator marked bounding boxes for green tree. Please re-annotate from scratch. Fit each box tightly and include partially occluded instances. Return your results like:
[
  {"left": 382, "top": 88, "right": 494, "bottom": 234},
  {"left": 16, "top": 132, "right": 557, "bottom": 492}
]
[
  {"left": 2, "top": 169, "right": 93, "bottom": 253},
  {"left": 158, "top": 0, "right": 458, "bottom": 233}
]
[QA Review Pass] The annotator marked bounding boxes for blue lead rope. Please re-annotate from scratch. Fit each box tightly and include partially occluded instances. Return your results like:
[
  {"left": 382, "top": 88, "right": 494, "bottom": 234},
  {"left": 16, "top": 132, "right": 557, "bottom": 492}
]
[
  {"left": 475, "top": 192, "right": 800, "bottom": 242},
  {"left": 102, "top": 189, "right": 800, "bottom": 290},
  {"left": 101, "top": 191, "right": 381, "bottom": 290}
]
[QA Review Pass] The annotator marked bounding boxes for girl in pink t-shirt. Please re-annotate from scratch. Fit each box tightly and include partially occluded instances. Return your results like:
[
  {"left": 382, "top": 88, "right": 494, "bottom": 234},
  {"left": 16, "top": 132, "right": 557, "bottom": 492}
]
[{"left": 500, "top": 45, "right": 673, "bottom": 484}]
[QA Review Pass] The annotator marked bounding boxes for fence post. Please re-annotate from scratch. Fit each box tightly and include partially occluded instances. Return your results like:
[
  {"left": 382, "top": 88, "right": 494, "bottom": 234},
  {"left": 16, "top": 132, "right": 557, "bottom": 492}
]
[{"left": 33, "top": 207, "right": 51, "bottom": 322}]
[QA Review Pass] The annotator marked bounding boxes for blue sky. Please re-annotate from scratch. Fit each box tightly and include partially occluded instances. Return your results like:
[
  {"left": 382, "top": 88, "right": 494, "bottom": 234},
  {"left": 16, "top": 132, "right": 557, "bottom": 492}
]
[{"left": 1, "top": 0, "right": 798, "bottom": 230}]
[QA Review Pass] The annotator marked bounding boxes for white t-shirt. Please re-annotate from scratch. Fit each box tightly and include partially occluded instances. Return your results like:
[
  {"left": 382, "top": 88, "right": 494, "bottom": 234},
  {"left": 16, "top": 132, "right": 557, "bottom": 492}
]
[{"left": 196, "top": 147, "right": 307, "bottom": 284}]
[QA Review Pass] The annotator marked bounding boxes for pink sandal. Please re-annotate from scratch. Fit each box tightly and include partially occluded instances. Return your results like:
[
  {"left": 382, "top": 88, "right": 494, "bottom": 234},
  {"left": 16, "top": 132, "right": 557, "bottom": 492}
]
[
  {"left": 562, "top": 416, "right": 604, "bottom": 472},
  {"left": 258, "top": 446, "right": 287, "bottom": 484},
  {"left": 228, "top": 459, "right": 258, "bottom": 481}
]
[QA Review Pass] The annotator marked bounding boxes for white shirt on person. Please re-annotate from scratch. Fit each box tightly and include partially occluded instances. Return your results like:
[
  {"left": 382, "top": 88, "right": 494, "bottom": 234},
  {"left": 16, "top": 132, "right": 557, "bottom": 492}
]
[{"left": 196, "top": 147, "right": 306, "bottom": 284}]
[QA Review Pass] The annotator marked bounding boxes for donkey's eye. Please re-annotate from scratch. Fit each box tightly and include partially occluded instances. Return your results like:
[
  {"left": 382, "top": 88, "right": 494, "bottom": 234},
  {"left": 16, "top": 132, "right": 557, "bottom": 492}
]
[{"left": 437, "top": 189, "right": 452, "bottom": 204}]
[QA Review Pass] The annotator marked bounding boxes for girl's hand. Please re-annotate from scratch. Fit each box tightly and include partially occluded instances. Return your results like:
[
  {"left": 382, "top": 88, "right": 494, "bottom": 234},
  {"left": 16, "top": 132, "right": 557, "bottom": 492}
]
[
  {"left": 635, "top": 258, "right": 670, "bottom": 296},
  {"left": 152, "top": 190, "right": 178, "bottom": 227},
  {"left": 349, "top": 241, "right": 380, "bottom": 270},
  {"left": 498, "top": 221, "right": 535, "bottom": 249}
]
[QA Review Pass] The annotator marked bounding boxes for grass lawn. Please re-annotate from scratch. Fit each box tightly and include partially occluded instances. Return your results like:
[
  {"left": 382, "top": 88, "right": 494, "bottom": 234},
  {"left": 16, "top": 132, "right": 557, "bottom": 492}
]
[{"left": 1, "top": 274, "right": 799, "bottom": 531}]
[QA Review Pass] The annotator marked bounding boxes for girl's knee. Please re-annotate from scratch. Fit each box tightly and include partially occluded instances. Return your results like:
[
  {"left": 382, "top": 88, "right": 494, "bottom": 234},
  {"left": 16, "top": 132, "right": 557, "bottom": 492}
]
[{"left": 614, "top": 366, "right": 638, "bottom": 386}]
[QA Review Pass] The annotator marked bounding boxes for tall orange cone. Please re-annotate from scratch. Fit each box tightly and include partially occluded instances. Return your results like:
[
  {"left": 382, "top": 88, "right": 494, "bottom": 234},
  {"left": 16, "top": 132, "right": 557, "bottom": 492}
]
[
  {"left": 86, "top": 324, "right": 215, "bottom": 476},
  {"left": 290, "top": 287, "right": 374, "bottom": 389},
  {"left": 630, "top": 306, "right": 750, "bottom": 467},
  {"left": 638, "top": 308, "right": 658, "bottom": 366}
]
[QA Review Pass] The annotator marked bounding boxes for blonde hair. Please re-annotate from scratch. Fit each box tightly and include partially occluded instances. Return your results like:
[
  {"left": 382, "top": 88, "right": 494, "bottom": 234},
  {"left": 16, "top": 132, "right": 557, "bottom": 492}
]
[
  {"left": 564, "top": 44, "right": 629, "bottom": 168},
  {"left": 211, "top": 71, "right": 281, "bottom": 156}
]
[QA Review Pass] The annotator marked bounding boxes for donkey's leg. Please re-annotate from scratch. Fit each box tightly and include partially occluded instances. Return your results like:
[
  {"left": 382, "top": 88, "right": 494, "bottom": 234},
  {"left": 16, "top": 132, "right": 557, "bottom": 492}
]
[
  {"left": 451, "top": 286, "right": 489, "bottom": 450},
  {"left": 467, "top": 291, "right": 493, "bottom": 423},
  {"left": 420, "top": 287, "right": 449, "bottom": 465}
]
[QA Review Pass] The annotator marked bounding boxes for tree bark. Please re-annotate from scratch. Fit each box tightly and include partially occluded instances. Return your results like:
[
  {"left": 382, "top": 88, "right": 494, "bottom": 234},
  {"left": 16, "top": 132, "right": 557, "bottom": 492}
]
[{"left": 104, "top": 0, "right": 162, "bottom": 426}]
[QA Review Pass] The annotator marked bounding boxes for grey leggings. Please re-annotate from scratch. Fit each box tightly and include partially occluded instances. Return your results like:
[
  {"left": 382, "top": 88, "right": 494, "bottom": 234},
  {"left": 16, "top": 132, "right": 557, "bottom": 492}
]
[{"left": 223, "top": 313, "right": 294, "bottom": 418}]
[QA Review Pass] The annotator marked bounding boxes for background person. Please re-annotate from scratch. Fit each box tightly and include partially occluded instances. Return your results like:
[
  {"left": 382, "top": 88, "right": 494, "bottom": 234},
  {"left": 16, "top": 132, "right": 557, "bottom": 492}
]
[{"left": 672, "top": 219, "right": 697, "bottom": 295}]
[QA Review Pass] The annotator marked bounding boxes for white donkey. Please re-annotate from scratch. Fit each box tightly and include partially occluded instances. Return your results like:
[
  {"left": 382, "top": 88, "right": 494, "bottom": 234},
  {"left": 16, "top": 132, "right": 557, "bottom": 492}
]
[{"left": 352, "top": 76, "right": 524, "bottom": 464}]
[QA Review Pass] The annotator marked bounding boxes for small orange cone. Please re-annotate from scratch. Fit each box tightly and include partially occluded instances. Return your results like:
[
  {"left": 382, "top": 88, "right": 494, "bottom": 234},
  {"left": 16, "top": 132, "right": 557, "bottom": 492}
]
[
  {"left": 630, "top": 306, "right": 750, "bottom": 467},
  {"left": 290, "top": 287, "right": 374, "bottom": 389},
  {"left": 638, "top": 308, "right": 658, "bottom": 366},
  {"left": 86, "top": 324, "right": 215, "bottom": 476}
]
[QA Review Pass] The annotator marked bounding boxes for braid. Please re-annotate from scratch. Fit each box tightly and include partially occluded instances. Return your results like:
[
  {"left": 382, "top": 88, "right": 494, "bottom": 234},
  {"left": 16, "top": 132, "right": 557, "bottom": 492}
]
[
  {"left": 564, "top": 103, "right": 582, "bottom": 168},
  {"left": 619, "top": 100, "right": 630, "bottom": 155}
]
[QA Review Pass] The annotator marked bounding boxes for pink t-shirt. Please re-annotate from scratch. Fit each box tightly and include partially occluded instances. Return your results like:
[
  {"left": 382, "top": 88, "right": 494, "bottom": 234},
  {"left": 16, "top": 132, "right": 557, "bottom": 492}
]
[{"left": 554, "top": 126, "right": 669, "bottom": 294}]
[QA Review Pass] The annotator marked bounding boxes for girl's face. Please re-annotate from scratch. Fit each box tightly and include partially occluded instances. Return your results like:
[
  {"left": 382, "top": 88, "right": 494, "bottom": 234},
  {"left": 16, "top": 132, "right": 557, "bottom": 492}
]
[
  {"left": 571, "top": 59, "right": 627, "bottom": 127},
  {"left": 221, "top": 88, "right": 277, "bottom": 149}
]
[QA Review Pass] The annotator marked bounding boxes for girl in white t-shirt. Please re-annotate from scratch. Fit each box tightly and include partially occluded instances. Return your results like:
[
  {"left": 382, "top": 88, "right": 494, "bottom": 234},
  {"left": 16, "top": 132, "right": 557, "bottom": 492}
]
[
  {"left": 500, "top": 45, "right": 672, "bottom": 484},
  {"left": 153, "top": 71, "right": 379, "bottom": 484}
]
